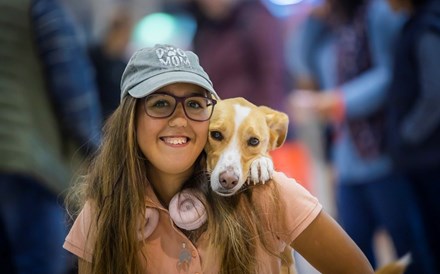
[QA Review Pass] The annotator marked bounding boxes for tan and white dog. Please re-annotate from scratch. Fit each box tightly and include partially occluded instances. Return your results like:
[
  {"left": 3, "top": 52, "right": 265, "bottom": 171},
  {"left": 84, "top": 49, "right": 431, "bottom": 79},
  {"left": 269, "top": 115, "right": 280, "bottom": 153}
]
[
  {"left": 205, "top": 97, "right": 294, "bottom": 273},
  {"left": 204, "top": 97, "right": 409, "bottom": 274},
  {"left": 205, "top": 97, "right": 288, "bottom": 196}
]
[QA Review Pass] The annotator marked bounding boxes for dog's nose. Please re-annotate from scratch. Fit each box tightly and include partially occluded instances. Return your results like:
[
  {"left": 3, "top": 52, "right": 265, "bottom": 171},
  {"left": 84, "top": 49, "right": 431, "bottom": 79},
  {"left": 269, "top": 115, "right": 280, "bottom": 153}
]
[{"left": 219, "top": 170, "right": 239, "bottom": 189}]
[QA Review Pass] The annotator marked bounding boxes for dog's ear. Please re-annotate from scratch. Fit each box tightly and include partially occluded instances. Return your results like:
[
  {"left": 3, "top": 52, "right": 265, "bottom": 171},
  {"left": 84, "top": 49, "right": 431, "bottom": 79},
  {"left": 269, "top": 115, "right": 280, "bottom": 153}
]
[{"left": 259, "top": 106, "right": 289, "bottom": 150}]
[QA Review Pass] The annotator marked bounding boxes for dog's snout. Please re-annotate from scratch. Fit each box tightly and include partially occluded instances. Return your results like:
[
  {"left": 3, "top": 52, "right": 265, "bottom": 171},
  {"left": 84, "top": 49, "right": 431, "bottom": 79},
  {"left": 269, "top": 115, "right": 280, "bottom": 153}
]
[{"left": 219, "top": 169, "right": 239, "bottom": 190}]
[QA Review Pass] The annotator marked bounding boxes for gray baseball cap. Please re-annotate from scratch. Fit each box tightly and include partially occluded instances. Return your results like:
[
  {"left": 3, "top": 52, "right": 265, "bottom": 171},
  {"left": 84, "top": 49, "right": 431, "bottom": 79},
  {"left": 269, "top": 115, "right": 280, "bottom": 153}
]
[{"left": 120, "top": 44, "right": 218, "bottom": 101}]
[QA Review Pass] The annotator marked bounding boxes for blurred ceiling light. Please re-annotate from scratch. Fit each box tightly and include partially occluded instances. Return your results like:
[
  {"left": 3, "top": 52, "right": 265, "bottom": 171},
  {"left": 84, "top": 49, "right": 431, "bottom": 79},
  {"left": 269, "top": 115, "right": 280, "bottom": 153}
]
[
  {"left": 268, "top": 0, "right": 305, "bottom": 5},
  {"left": 262, "top": 0, "right": 308, "bottom": 18},
  {"left": 133, "top": 12, "right": 196, "bottom": 49}
]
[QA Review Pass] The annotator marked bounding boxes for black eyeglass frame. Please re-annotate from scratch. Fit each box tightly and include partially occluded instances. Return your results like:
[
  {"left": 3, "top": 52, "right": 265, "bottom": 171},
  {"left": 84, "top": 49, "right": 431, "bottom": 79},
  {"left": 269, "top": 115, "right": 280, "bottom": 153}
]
[{"left": 143, "top": 92, "right": 217, "bottom": 122}]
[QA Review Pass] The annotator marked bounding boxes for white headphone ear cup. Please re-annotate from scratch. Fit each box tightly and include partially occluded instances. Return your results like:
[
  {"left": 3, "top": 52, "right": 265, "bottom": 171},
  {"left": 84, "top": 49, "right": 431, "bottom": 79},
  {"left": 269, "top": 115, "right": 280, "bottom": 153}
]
[
  {"left": 138, "top": 207, "right": 159, "bottom": 241},
  {"left": 169, "top": 189, "right": 207, "bottom": 231}
]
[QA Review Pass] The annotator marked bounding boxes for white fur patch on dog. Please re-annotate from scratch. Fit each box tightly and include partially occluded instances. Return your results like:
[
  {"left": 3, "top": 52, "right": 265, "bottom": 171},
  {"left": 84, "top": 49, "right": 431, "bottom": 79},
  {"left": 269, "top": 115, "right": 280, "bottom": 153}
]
[
  {"left": 234, "top": 104, "right": 251, "bottom": 125},
  {"left": 248, "top": 156, "right": 274, "bottom": 184},
  {"left": 210, "top": 104, "right": 251, "bottom": 196}
]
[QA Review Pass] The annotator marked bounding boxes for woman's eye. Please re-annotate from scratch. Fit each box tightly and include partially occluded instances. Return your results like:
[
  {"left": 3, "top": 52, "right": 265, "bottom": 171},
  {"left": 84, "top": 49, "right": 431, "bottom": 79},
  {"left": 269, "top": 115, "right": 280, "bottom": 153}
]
[
  {"left": 187, "top": 99, "right": 204, "bottom": 109},
  {"left": 248, "top": 137, "right": 259, "bottom": 147},
  {"left": 153, "top": 100, "right": 169, "bottom": 108},
  {"left": 210, "top": 131, "right": 223, "bottom": 141}
]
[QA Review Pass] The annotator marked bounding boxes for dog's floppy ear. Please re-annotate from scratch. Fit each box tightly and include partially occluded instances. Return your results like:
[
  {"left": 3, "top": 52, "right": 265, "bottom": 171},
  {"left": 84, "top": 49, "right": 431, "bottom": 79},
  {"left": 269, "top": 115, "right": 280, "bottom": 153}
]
[{"left": 259, "top": 106, "right": 289, "bottom": 150}]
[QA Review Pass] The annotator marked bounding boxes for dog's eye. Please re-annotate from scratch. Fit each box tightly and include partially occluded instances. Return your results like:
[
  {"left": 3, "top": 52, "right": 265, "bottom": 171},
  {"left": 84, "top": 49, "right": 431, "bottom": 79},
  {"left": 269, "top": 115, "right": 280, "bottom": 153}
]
[
  {"left": 248, "top": 137, "right": 259, "bottom": 147},
  {"left": 210, "top": 131, "right": 223, "bottom": 141}
]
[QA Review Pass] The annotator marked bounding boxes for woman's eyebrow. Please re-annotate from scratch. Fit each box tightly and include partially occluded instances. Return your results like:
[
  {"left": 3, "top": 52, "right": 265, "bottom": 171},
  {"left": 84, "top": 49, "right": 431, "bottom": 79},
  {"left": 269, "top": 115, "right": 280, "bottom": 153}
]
[{"left": 154, "top": 90, "right": 207, "bottom": 97}]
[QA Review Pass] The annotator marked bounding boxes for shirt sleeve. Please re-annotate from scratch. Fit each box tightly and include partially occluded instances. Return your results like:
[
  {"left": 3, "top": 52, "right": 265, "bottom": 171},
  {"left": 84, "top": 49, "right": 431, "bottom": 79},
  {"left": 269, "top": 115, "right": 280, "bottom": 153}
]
[
  {"left": 401, "top": 31, "right": 440, "bottom": 144},
  {"left": 63, "top": 201, "right": 95, "bottom": 262},
  {"left": 340, "top": 1, "right": 406, "bottom": 119},
  {"left": 31, "top": 0, "right": 102, "bottom": 155},
  {"left": 271, "top": 171, "right": 322, "bottom": 244}
]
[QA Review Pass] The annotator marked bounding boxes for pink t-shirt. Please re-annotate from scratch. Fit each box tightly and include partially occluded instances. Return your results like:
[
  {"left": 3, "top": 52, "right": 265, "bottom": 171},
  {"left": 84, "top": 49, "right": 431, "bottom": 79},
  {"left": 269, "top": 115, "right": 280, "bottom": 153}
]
[{"left": 63, "top": 171, "right": 322, "bottom": 273}]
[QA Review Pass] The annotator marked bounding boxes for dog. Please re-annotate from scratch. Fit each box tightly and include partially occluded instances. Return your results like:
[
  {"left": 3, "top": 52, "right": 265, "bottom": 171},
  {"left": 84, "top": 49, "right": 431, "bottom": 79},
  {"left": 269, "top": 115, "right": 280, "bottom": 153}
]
[
  {"left": 204, "top": 97, "right": 409, "bottom": 274},
  {"left": 204, "top": 97, "right": 294, "bottom": 272},
  {"left": 205, "top": 97, "right": 288, "bottom": 196}
]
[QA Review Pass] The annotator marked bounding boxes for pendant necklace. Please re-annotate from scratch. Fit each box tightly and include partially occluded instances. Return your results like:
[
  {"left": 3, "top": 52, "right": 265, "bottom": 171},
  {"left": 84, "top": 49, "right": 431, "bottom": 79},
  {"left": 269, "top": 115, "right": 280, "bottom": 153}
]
[{"left": 176, "top": 242, "right": 192, "bottom": 272}]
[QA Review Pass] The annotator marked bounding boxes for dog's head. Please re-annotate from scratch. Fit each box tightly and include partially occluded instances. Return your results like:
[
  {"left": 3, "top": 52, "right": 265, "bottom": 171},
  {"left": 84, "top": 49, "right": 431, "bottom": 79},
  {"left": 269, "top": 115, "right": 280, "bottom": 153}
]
[{"left": 205, "top": 97, "right": 289, "bottom": 196}]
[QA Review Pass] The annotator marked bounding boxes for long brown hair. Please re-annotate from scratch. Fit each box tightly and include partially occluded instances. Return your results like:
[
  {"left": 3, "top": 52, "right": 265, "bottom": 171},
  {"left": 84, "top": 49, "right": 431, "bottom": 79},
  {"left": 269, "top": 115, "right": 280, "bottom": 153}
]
[
  {"left": 204, "top": 182, "right": 285, "bottom": 274},
  {"left": 66, "top": 96, "right": 148, "bottom": 273}
]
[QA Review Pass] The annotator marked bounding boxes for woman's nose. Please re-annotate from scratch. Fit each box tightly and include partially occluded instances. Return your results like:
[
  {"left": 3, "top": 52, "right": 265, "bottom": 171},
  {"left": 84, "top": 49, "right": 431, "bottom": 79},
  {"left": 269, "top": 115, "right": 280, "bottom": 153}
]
[{"left": 168, "top": 104, "right": 188, "bottom": 127}]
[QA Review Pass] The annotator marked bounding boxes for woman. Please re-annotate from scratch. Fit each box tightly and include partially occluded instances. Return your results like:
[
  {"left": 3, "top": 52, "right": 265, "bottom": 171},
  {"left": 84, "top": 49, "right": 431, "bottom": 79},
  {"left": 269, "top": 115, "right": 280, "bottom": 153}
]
[{"left": 63, "top": 44, "right": 373, "bottom": 273}]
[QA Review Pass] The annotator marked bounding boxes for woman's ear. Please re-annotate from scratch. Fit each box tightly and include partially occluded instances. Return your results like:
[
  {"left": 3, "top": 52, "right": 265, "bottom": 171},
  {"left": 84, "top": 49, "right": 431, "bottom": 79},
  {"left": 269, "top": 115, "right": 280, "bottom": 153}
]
[{"left": 259, "top": 106, "right": 289, "bottom": 150}]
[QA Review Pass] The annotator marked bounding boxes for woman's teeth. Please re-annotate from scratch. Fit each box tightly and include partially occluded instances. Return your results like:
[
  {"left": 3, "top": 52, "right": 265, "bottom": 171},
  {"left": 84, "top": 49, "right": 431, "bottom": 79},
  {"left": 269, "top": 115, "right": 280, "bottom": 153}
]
[{"left": 163, "top": 137, "right": 188, "bottom": 145}]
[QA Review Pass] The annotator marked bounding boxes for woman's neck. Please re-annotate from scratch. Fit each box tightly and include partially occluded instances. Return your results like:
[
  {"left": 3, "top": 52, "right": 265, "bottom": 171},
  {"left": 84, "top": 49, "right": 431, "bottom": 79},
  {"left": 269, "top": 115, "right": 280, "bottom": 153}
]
[{"left": 147, "top": 167, "right": 193, "bottom": 207}]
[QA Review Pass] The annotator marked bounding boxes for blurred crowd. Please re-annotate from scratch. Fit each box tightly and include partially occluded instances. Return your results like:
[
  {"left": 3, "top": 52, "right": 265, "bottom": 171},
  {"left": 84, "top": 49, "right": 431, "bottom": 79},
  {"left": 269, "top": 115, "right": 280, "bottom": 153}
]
[{"left": 0, "top": 0, "right": 439, "bottom": 273}]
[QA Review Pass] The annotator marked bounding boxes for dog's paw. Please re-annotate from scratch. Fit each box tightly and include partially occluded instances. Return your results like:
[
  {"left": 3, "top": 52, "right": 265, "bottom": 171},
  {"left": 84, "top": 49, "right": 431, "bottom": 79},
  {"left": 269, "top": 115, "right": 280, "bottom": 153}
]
[{"left": 248, "top": 156, "right": 274, "bottom": 185}]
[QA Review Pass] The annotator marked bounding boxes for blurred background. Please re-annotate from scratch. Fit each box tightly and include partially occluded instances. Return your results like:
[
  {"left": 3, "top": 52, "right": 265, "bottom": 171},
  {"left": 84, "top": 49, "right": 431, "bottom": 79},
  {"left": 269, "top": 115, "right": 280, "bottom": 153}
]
[{"left": 1, "top": 0, "right": 439, "bottom": 273}]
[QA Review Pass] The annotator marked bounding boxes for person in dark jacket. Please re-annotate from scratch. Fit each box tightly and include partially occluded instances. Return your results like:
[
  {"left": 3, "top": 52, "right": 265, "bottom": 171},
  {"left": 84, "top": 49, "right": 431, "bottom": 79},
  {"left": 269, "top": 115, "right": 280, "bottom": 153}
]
[
  {"left": 288, "top": 0, "right": 436, "bottom": 272},
  {"left": 386, "top": 0, "right": 440, "bottom": 272}
]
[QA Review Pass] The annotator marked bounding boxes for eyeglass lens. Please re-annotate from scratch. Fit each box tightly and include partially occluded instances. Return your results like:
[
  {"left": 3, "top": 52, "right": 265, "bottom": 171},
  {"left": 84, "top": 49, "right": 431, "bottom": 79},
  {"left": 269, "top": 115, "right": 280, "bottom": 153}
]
[{"left": 144, "top": 93, "right": 215, "bottom": 121}]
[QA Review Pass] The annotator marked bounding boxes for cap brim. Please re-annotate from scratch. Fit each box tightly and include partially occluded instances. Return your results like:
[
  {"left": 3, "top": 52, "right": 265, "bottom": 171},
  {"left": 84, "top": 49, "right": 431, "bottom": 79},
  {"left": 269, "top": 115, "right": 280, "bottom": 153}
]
[{"left": 124, "top": 71, "right": 219, "bottom": 101}]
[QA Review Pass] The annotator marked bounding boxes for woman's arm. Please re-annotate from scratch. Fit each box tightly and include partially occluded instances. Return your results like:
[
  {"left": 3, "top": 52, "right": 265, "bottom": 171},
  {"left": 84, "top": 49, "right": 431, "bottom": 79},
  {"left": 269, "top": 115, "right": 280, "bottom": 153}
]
[{"left": 291, "top": 211, "right": 374, "bottom": 274}]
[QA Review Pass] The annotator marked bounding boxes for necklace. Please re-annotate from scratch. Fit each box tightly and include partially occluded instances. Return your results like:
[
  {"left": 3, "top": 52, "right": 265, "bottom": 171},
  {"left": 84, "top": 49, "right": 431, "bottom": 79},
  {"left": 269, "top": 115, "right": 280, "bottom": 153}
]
[{"left": 176, "top": 242, "right": 192, "bottom": 272}]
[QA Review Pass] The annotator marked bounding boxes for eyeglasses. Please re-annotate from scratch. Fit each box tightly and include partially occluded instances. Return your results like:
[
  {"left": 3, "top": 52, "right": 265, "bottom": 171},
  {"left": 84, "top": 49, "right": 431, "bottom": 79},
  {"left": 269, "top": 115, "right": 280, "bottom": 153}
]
[{"left": 143, "top": 92, "right": 217, "bottom": 122}]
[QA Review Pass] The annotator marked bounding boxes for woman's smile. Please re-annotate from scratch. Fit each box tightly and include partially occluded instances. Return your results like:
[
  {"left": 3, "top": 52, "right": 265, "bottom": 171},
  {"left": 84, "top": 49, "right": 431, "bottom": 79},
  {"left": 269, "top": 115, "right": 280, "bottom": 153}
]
[{"left": 161, "top": 136, "right": 190, "bottom": 146}]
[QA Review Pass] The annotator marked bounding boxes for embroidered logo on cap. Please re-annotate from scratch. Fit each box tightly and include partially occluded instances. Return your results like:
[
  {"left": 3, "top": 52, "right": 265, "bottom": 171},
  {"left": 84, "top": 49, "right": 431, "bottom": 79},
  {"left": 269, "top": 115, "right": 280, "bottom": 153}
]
[{"left": 155, "top": 46, "right": 191, "bottom": 68}]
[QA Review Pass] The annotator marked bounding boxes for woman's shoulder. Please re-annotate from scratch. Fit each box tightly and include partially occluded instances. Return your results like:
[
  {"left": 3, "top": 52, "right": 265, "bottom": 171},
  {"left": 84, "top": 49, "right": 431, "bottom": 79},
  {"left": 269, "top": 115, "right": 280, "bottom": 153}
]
[
  {"left": 64, "top": 200, "right": 97, "bottom": 262},
  {"left": 254, "top": 171, "right": 323, "bottom": 243},
  {"left": 272, "top": 171, "right": 314, "bottom": 195},
  {"left": 252, "top": 171, "right": 321, "bottom": 210}
]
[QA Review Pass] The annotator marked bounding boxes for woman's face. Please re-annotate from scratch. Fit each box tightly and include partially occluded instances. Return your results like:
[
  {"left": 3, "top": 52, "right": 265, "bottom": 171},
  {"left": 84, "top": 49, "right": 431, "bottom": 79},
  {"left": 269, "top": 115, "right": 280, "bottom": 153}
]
[{"left": 136, "top": 83, "right": 210, "bottom": 179}]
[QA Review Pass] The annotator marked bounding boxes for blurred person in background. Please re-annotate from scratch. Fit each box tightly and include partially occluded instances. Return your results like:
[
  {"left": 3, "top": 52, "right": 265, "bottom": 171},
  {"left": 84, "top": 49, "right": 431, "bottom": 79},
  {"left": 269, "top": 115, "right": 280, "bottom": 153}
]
[
  {"left": 0, "top": 0, "right": 102, "bottom": 273},
  {"left": 288, "top": 0, "right": 435, "bottom": 273},
  {"left": 89, "top": 6, "right": 134, "bottom": 121},
  {"left": 287, "top": 2, "right": 331, "bottom": 93},
  {"left": 386, "top": 0, "right": 440, "bottom": 272},
  {"left": 184, "top": 0, "right": 288, "bottom": 111},
  {"left": 286, "top": 1, "right": 336, "bottom": 168}
]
